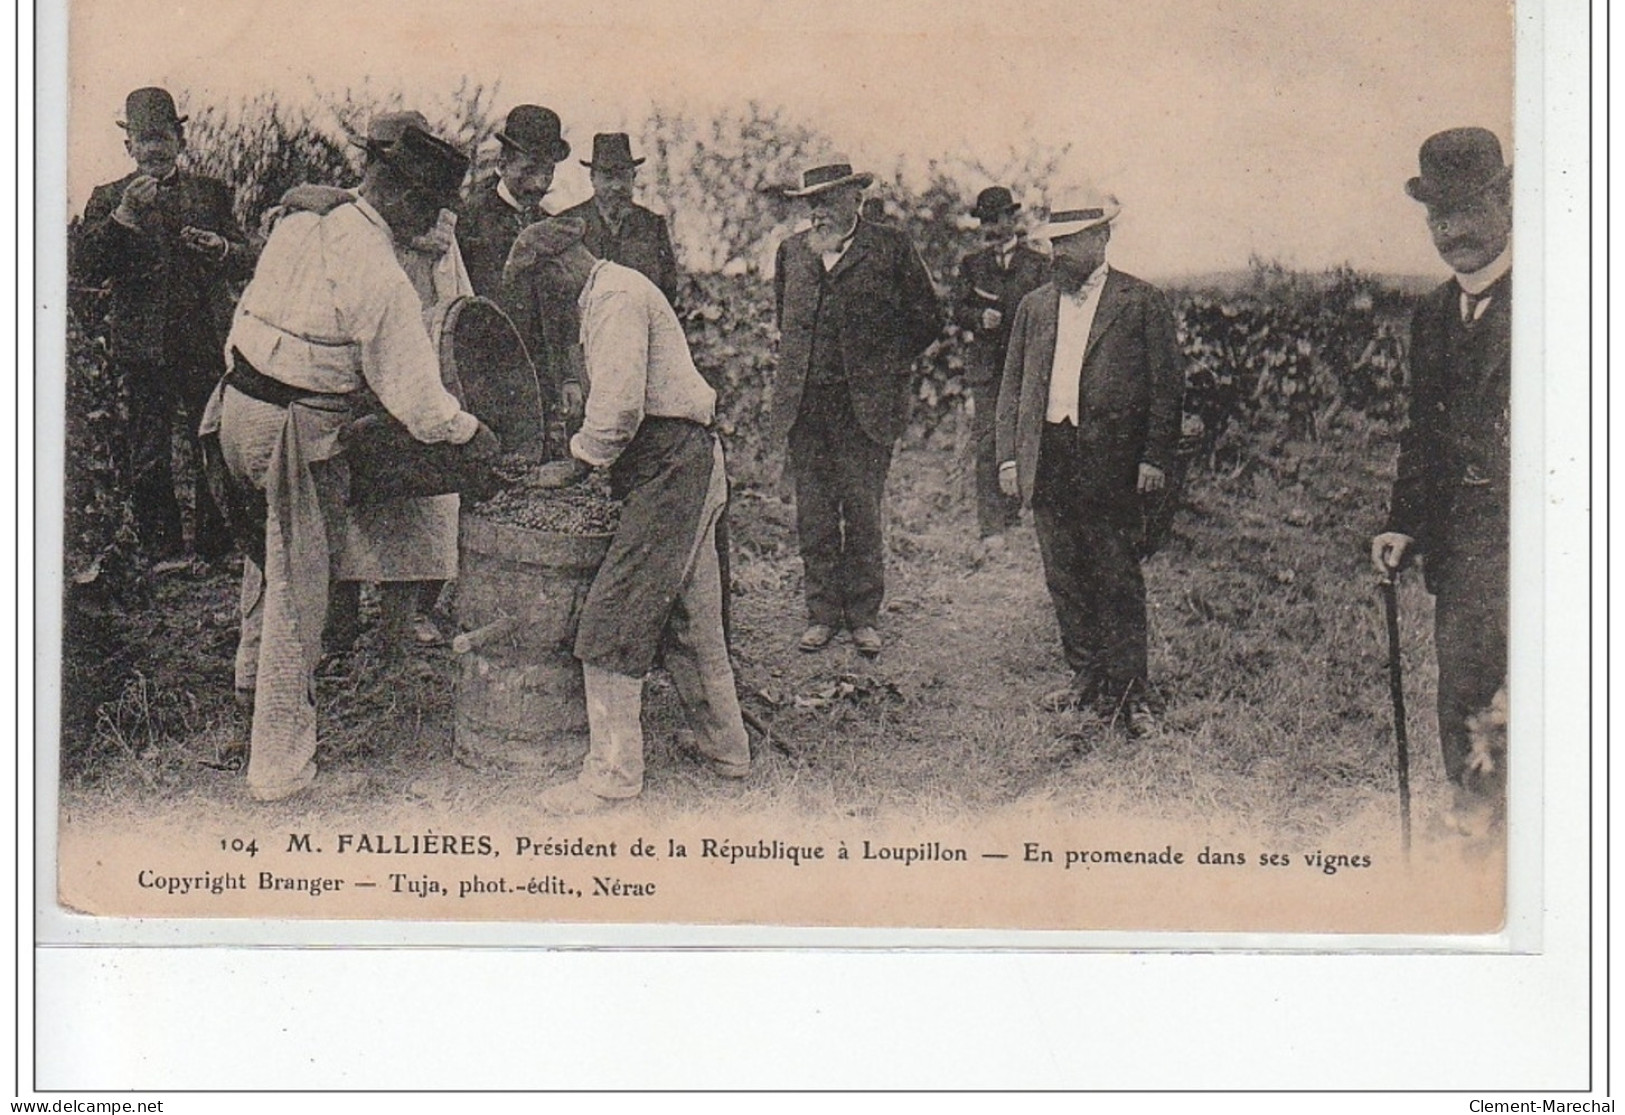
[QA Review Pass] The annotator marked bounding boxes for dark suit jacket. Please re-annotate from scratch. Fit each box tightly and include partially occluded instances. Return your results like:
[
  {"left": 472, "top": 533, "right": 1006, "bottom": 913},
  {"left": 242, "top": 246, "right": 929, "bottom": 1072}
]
[
  {"left": 771, "top": 219, "right": 942, "bottom": 447},
  {"left": 952, "top": 242, "right": 1050, "bottom": 386},
  {"left": 457, "top": 176, "right": 544, "bottom": 301},
  {"left": 556, "top": 197, "right": 680, "bottom": 305},
  {"left": 995, "top": 270, "right": 1183, "bottom": 508},
  {"left": 74, "top": 170, "right": 254, "bottom": 371},
  {"left": 458, "top": 177, "right": 567, "bottom": 400},
  {"left": 1385, "top": 273, "right": 1511, "bottom": 593}
]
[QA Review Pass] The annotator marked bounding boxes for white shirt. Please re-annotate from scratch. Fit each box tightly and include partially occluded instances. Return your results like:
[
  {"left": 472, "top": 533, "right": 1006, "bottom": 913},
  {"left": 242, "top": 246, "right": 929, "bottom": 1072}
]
[
  {"left": 1045, "top": 263, "right": 1110, "bottom": 424},
  {"left": 227, "top": 194, "right": 476, "bottom": 444},
  {"left": 496, "top": 178, "right": 526, "bottom": 214},
  {"left": 1456, "top": 244, "right": 1511, "bottom": 321},
  {"left": 993, "top": 235, "right": 1019, "bottom": 270},
  {"left": 569, "top": 260, "right": 717, "bottom": 468}
]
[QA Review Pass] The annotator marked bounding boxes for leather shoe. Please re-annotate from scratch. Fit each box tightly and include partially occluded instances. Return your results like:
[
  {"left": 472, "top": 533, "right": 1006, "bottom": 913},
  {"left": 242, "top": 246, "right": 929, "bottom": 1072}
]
[
  {"left": 1039, "top": 673, "right": 1101, "bottom": 713},
  {"left": 674, "top": 729, "right": 751, "bottom": 780},
  {"left": 851, "top": 626, "right": 883, "bottom": 656},
  {"left": 799, "top": 624, "right": 835, "bottom": 652},
  {"left": 1095, "top": 686, "right": 1155, "bottom": 739}
]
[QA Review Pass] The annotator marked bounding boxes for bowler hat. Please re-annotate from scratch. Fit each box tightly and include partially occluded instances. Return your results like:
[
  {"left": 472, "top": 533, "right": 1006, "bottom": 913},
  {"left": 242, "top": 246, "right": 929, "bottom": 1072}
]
[
  {"left": 971, "top": 186, "right": 1020, "bottom": 222},
  {"left": 376, "top": 125, "right": 470, "bottom": 204},
  {"left": 581, "top": 133, "right": 644, "bottom": 171},
  {"left": 1405, "top": 127, "right": 1511, "bottom": 206},
  {"left": 118, "top": 87, "right": 186, "bottom": 133},
  {"left": 783, "top": 159, "right": 875, "bottom": 198},
  {"left": 496, "top": 105, "right": 571, "bottom": 163},
  {"left": 1041, "top": 190, "right": 1121, "bottom": 239}
]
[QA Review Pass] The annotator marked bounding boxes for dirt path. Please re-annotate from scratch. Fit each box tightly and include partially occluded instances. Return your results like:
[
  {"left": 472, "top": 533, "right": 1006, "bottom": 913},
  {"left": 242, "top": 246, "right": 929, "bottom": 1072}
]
[{"left": 59, "top": 430, "right": 1453, "bottom": 848}]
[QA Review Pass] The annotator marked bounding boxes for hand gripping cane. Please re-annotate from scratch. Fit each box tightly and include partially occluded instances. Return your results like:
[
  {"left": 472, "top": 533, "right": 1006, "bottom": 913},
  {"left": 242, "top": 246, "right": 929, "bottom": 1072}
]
[{"left": 1379, "top": 571, "right": 1413, "bottom": 857}]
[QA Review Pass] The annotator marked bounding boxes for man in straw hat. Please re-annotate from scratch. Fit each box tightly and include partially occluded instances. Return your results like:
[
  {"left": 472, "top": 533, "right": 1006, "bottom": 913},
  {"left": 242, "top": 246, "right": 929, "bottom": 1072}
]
[
  {"left": 771, "top": 158, "right": 942, "bottom": 657},
  {"left": 557, "top": 132, "right": 680, "bottom": 305},
  {"left": 202, "top": 121, "right": 499, "bottom": 801},
  {"left": 953, "top": 185, "right": 1050, "bottom": 549},
  {"left": 995, "top": 191, "right": 1182, "bottom": 736},
  {"left": 502, "top": 218, "right": 751, "bottom": 815},
  {"left": 1371, "top": 127, "right": 1513, "bottom": 836},
  {"left": 74, "top": 86, "right": 255, "bottom": 568}
]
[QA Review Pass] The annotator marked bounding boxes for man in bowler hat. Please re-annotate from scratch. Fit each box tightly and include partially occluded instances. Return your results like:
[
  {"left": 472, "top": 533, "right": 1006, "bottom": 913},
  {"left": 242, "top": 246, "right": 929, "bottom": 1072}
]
[
  {"left": 996, "top": 192, "right": 1183, "bottom": 736},
  {"left": 458, "top": 106, "right": 572, "bottom": 409},
  {"left": 771, "top": 159, "right": 942, "bottom": 656},
  {"left": 459, "top": 105, "right": 571, "bottom": 299},
  {"left": 74, "top": 87, "right": 256, "bottom": 566},
  {"left": 952, "top": 186, "right": 1049, "bottom": 549},
  {"left": 557, "top": 133, "right": 680, "bottom": 306},
  {"left": 1371, "top": 127, "right": 1513, "bottom": 836}
]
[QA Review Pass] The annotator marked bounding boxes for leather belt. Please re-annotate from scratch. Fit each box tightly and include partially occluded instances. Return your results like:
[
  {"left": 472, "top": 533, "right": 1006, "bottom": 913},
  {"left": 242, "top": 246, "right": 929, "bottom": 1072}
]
[{"left": 226, "top": 349, "right": 353, "bottom": 409}]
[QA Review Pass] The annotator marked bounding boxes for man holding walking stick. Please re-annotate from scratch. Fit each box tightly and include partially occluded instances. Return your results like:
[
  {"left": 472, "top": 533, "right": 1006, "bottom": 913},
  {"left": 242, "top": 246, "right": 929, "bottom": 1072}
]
[{"left": 1371, "top": 127, "right": 1512, "bottom": 838}]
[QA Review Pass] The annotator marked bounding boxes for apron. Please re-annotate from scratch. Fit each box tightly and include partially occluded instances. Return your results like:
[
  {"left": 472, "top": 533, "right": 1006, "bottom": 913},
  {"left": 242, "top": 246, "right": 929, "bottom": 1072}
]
[{"left": 573, "top": 417, "right": 716, "bottom": 676}]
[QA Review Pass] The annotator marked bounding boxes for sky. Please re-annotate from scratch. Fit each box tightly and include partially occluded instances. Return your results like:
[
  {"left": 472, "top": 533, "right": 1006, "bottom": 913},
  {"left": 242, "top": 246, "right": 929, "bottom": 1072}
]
[{"left": 62, "top": 0, "right": 1515, "bottom": 280}]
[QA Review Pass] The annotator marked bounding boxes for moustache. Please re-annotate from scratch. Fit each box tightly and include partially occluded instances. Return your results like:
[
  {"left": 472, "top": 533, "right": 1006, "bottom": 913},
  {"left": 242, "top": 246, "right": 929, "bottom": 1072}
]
[{"left": 1436, "top": 238, "right": 1484, "bottom": 255}]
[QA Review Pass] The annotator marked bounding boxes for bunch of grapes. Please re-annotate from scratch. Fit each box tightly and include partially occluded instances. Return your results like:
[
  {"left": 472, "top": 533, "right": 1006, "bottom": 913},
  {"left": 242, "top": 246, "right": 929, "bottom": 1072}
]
[{"left": 471, "top": 464, "right": 621, "bottom": 535}]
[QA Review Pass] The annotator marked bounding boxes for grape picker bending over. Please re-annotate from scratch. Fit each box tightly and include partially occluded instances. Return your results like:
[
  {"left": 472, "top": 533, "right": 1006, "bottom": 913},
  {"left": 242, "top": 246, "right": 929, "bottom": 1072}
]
[
  {"left": 199, "top": 124, "right": 500, "bottom": 802},
  {"left": 501, "top": 217, "right": 751, "bottom": 816}
]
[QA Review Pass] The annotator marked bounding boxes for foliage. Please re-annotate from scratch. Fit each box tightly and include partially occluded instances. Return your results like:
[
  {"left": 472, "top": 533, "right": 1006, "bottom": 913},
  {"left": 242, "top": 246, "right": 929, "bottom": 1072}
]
[
  {"left": 1173, "top": 261, "right": 1414, "bottom": 466},
  {"left": 180, "top": 80, "right": 503, "bottom": 236},
  {"left": 640, "top": 101, "right": 832, "bottom": 277},
  {"left": 62, "top": 294, "right": 145, "bottom": 603}
]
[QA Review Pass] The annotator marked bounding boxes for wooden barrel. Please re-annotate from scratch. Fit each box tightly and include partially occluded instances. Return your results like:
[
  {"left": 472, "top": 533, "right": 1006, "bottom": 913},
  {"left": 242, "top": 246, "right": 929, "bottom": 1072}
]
[{"left": 453, "top": 512, "right": 612, "bottom": 772}]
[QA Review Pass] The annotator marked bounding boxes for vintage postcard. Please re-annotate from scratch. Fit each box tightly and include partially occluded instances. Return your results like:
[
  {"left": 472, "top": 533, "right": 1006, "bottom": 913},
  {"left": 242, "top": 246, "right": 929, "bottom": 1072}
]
[{"left": 50, "top": 0, "right": 1530, "bottom": 934}]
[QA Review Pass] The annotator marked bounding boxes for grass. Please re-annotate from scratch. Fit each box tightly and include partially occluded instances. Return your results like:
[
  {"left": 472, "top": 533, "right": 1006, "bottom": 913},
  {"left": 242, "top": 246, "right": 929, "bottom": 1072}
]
[{"left": 57, "top": 417, "right": 1446, "bottom": 844}]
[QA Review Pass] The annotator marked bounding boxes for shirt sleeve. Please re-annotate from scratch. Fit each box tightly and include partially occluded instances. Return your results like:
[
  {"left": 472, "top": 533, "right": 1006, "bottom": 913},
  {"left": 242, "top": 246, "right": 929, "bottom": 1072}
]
[
  {"left": 569, "top": 286, "right": 649, "bottom": 467},
  {"left": 339, "top": 217, "right": 477, "bottom": 444}
]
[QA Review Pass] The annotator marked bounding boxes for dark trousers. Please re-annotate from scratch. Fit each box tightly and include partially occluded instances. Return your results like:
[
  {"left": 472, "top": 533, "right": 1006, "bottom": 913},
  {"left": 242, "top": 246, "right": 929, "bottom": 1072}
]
[
  {"left": 788, "top": 383, "right": 892, "bottom": 629},
  {"left": 971, "top": 381, "right": 1020, "bottom": 537},
  {"left": 1031, "top": 422, "right": 1147, "bottom": 689},
  {"left": 124, "top": 359, "right": 230, "bottom": 560},
  {"left": 1432, "top": 518, "right": 1508, "bottom": 793}
]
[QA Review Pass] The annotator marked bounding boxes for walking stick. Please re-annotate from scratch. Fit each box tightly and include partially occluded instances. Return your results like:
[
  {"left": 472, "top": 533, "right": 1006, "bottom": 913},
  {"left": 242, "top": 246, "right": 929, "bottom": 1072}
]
[{"left": 1379, "top": 571, "right": 1413, "bottom": 858}]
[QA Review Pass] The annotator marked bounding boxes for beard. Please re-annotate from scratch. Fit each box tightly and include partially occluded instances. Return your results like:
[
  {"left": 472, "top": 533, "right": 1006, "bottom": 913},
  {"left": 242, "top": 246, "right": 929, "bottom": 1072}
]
[
  {"left": 807, "top": 220, "right": 852, "bottom": 255},
  {"left": 1052, "top": 255, "right": 1096, "bottom": 292}
]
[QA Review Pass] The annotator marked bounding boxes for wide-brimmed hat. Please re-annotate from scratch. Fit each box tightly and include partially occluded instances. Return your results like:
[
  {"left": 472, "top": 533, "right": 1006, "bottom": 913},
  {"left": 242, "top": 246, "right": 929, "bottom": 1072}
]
[
  {"left": 117, "top": 87, "right": 186, "bottom": 133},
  {"left": 1041, "top": 191, "right": 1121, "bottom": 239},
  {"left": 971, "top": 186, "right": 1020, "bottom": 222},
  {"left": 376, "top": 125, "right": 470, "bottom": 204},
  {"left": 496, "top": 105, "right": 570, "bottom": 163},
  {"left": 581, "top": 132, "right": 644, "bottom": 171},
  {"left": 784, "top": 159, "right": 875, "bottom": 198},
  {"left": 1405, "top": 127, "right": 1511, "bottom": 207},
  {"left": 354, "top": 110, "right": 432, "bottom": 153}
]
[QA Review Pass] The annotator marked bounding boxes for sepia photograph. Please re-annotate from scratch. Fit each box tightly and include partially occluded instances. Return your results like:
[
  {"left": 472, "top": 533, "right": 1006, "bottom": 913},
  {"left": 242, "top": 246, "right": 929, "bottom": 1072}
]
[{"left": 49, "top": 0, "right": 1529, "bottom": 933}]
